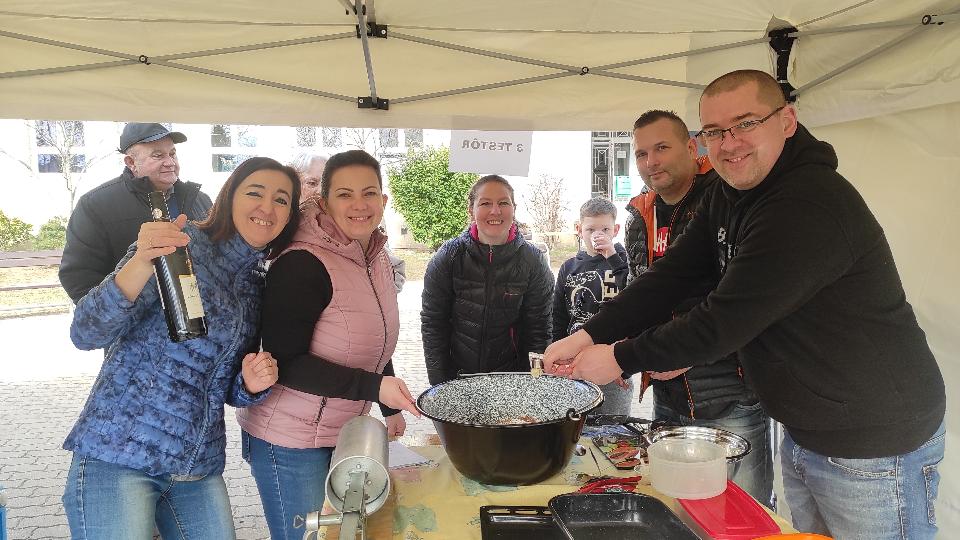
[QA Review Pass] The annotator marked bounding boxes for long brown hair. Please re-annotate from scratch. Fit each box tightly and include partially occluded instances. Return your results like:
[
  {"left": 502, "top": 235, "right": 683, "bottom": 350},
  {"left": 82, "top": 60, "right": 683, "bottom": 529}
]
[{"left": 197, "top": 156, "right": 301, "bottom": 259}]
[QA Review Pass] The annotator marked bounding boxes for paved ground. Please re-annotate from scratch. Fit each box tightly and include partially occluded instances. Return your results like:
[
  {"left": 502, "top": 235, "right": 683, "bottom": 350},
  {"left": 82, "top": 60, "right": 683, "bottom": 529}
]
[{"left": 0, "top": 280, "right": 652, "bottom": 539}]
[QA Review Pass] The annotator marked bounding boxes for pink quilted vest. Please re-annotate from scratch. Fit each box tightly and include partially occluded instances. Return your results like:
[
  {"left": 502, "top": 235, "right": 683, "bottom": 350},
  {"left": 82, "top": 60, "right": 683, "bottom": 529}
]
[{"left": 236, "top": 204, "right": 400, "bottom": 448}]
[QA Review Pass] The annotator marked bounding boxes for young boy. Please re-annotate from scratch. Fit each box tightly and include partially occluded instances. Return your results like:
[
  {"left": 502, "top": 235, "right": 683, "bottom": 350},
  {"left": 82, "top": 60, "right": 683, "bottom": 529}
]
[{"left": 552, "top": 197, "right": 632, "bottom": 414}]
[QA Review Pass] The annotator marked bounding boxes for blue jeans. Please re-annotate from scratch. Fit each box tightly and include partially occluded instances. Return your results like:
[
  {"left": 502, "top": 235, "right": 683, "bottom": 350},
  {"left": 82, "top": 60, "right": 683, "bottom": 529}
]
[
  {"left": 654, "top": 400, "right": 773, "bottom": 508},
  {"left": 242, "top": 430, "right": 334, "bottom": 540},
  {"left": 781, "top": 421, "right": 945, "bottom": 539},
  {"left": 62, "top": 454, "right": 235, "bottom": 540}
]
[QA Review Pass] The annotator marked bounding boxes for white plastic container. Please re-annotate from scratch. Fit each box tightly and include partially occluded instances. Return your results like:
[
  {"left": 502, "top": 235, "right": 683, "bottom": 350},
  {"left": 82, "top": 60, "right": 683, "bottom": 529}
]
[{"left": 647, "top": 439, "right": 727, "bottom": 499}]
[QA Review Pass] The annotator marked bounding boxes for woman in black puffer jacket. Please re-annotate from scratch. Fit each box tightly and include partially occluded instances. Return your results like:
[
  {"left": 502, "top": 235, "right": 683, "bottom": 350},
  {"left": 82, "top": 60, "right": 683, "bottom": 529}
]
[{"left": 421, "top": 175, "right": 554, "bottom": 385}]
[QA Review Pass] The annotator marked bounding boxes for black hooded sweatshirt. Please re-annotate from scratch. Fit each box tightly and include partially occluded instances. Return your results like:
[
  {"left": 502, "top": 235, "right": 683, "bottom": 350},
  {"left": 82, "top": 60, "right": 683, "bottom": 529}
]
[{"left": 584, "top": 124, "right": 945, "bottom": 458}]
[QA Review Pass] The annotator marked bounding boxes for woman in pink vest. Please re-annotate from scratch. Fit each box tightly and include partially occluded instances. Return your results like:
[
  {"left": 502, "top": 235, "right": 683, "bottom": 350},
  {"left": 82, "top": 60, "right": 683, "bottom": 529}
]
[{"left": 236, "top": 149, "right": 419, "bottom": 540}]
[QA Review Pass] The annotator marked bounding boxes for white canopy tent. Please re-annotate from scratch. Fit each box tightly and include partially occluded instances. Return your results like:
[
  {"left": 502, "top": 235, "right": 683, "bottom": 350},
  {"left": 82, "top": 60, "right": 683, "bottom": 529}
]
[{"left": 2, "top": 0, "right": 959, "bottom": 533}]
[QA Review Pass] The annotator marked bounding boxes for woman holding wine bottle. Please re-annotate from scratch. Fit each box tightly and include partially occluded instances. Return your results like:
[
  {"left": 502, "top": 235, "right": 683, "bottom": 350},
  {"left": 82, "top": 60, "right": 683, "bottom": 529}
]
[
  {"left": 236, "top": 149, "right": 420, "bottom": 540},
  {"left": 62, "top": 157, "right": 301, "bottom": 539}
]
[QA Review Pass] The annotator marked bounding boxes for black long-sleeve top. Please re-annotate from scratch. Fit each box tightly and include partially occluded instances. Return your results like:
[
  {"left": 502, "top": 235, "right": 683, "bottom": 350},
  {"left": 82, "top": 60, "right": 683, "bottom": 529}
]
[{"left": 262, "top": 250, "right": 399, "bottom": 417}]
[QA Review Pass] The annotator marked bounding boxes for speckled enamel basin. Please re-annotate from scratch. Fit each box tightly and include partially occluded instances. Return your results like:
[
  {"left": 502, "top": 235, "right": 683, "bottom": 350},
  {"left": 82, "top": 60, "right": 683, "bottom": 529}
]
[{"left": 416, "top": 373, "right": 603, "bottom": 485}]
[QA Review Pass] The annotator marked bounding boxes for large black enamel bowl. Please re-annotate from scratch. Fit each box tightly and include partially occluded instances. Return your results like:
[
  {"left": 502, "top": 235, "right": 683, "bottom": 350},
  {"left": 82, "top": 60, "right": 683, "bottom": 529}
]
[{"left": 417, "top": 373, "right": 603, "bottom": 485}]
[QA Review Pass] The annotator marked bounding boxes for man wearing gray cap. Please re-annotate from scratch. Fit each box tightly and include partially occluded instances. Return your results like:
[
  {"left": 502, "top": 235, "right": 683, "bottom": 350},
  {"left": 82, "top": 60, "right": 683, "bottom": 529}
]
[{"left": 59, "top": 122, "right": 213, "bottom": 303}]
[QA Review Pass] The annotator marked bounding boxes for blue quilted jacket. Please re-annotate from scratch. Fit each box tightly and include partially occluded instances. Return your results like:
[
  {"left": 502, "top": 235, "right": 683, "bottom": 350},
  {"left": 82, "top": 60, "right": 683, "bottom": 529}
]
[{"left": 64, "top": 224, "right": 269, "bottom": 477}]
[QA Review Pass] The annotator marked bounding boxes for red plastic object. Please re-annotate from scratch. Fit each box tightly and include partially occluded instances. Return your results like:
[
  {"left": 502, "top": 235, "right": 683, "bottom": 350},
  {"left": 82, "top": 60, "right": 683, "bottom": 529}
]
[{"left": 678, "top": 480, "right": 780, "bottom": 539}]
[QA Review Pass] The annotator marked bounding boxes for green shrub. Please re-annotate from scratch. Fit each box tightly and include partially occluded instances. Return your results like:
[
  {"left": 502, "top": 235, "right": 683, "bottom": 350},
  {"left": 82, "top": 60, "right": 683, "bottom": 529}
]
[
  {"left": 388, "top": 147, "right": 478, "bottom": 250},
  {"left": 0, "top": 210, "right": 34, "bottom": 251},
  {"left": 35, "top": 216, "right": 68, "bottom": 250}
]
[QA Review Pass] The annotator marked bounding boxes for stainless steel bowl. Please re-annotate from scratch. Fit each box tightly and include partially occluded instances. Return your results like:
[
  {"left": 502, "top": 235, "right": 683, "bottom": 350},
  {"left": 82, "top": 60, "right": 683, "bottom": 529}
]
[{"left": 646, "top": 425, "right": 750, "bottom": 464}]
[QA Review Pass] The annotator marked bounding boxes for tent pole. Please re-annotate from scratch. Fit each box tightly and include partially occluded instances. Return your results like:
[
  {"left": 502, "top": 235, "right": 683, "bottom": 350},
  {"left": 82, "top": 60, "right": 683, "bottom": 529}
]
[
  {"left": 355, "top": 0, "right": 382, "bottom": 107},
  {"left": 392, "top": 73, "right": 577, "bottom": 104},
  {"left": 153, "top": 33, "right": 354, "bottom": 62},
  {"left": 392, "top": 32, "right": 581, "bottom": 73},
  {"left": 0, "top": 61, "right": 135, "bottom": 79},
  {"left": 593, "top": 38, "right": 769, "bottom": 71},
  {"left": 148, "top": 60, "right": 356, "bottom": 102},
  {"left": 792, "top": 18, "right": 921, "bottom": 37},
  {"left": 590, "top": 72, "right": 704, "bottom": 90},
  {"left": 791, "top": 25, "right": 926, "bottom": 97},
  {"left": 0, "top": 29, "right": 139, "bottom": 61}
]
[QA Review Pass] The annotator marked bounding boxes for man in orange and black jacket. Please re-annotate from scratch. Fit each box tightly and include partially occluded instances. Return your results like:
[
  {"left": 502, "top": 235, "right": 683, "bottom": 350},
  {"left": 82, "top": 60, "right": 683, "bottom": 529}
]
[{"left": 623, "top": 110, "right": 772, "bottom": 507}]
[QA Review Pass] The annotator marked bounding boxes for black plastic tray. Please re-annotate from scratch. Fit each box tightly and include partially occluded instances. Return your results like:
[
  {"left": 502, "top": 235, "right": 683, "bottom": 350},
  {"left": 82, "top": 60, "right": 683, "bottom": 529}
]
[
  {"left": 480, "top": 506, "right": 566, "bottom": 540},
  {"left": 548, "top": 493, "right": 701, "bottom": 539}
]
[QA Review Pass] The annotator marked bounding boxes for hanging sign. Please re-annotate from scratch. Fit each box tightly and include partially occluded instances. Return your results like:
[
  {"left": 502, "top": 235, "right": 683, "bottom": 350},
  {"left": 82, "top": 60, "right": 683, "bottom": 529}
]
[{"left": 448, "top": 130, "right": 533, "bottom": 176}]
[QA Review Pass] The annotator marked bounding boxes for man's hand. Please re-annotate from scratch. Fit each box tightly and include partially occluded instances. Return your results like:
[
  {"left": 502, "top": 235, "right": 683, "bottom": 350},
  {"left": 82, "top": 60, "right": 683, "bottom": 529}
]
[
  {"left": 379, "top": 376, "right": 421, "bottom": 417},
  {"left": 647, "top": 367, "right": 692, "bottom": 381},
  {"left": 242, "top": 351, "right": 278, "bottom": 394},
  {"left": 568, "top": 344, "right": 622, "bottom": 385},
  {"left": 544, "top": 329, "right": 595, "bottom": 374},
  {"left": 385, "top": 413, "right": 407, "bottom": 439}
]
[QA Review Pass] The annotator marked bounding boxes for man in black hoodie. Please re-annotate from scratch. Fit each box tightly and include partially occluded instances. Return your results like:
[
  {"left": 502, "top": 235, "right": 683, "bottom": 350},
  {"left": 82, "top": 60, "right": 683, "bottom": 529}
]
[
  {"left": 59, "top": 123, "right": 212, "bottom": 303},
  {"left": 545, "top": 70, "right": 945, "bottom": 539}
]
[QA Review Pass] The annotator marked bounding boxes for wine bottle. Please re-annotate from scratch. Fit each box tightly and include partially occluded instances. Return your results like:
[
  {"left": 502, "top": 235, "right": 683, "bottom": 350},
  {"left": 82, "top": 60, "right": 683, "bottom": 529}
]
[{"left": 148, "top": 191, "right": 207, "bottom": 342}]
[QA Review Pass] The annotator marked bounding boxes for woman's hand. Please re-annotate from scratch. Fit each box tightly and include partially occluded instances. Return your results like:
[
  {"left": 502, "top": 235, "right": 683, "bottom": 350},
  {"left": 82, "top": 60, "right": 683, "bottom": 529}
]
[
  {"left": 385, "top": 413, "right": 406, "bottom": 439},
  {"left": 379, "top": 376, "right": 421, "bottom": 417},
  {"left": 114, "top": 214, "right": 191, "bottom": 302},
  {"left": 242, "top": 351, "right": 279, "bottom": 394},
  {"left": 131, "top": 214, "right": 190, "bottom": 267}
]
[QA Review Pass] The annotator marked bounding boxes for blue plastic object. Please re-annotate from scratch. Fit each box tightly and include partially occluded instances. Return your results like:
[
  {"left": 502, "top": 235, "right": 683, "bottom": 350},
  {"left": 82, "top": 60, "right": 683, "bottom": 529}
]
[{"left": 0, "top": 483, "right": 7, "bottom": 540}]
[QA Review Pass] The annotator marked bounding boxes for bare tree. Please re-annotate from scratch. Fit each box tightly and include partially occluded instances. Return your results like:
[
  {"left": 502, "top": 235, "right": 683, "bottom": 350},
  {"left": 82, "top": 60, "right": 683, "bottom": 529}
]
[
  {"left": 0, "top": 121, "right": 118, "bottom": 214},
  {"left": 341, "top": 128, "right": 406, "bottom": 168},
  {"left": 524, "top": 174, "right": 569, "bottom": 248}
]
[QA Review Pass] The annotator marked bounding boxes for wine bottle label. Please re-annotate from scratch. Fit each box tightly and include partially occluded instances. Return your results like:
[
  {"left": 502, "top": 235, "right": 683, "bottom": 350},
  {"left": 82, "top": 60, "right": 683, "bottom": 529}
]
[{"left": 179, "top": 275, "right": 206, "bottom": 319}]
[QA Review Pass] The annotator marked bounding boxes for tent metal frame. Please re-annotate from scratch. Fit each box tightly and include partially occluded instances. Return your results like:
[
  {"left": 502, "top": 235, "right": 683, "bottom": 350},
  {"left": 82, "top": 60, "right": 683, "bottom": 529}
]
[{"left": 0, "top": 4, "right": 955, "bottom": 110}]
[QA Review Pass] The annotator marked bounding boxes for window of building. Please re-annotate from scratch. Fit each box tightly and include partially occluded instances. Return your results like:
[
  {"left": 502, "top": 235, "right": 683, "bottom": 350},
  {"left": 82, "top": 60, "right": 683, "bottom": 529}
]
[
  {"left": 237, "top": 126, "right": 257, "bottom": 147},
  {"left": 296, "top": 127, "right": 316, "bottom": 147},
  {"left": 37, "top": 154, "right": 85, "bottom": 174},
  {"left": 212, "top": 154, "right": 253, "bottom": 173},
  {"left": 211, "top": 124, "right": 231, "bottom": 147},
  {"left": 35, "top": 120, "right": 86, "bottom": 173},
  {"left": 322, "top": 127, "right": 342, "bottom": 147},
  {"left": 613, "top": 142, "right": 631, "bottom": 177},
  {"left": 404, "top": 128, "right": 423, "bottom": 148},
  {"left": 379, "top": 128, "right": 399, "bottom": 148},
  {"left": 35, "top": 120, "right": 84, "bottom": 147}
]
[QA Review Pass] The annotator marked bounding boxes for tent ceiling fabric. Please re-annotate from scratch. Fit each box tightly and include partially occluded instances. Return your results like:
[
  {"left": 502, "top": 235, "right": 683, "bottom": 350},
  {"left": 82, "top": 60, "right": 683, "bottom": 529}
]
[{"left": 0, "top": 0, "right": 957, "bottom": 130}]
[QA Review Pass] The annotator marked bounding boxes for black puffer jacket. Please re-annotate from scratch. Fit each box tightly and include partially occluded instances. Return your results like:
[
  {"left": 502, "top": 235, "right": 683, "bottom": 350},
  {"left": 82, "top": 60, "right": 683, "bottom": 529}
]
[
  {"left": 421, "top": 226, "right": 554, "bottom": 385},
  {"left": 60, "top": 168, "right": 211, "bottom": 303}
]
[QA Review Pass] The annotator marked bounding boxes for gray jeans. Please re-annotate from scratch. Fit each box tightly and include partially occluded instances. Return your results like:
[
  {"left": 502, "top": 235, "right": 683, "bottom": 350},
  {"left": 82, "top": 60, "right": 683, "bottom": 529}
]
[{"left": 592, "top": 377, "right": 635, "bottom": 415}]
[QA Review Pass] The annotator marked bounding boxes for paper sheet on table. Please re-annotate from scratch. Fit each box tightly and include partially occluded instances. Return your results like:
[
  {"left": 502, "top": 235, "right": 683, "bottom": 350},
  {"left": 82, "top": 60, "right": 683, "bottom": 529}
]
[{"left": 388, "top": 441, "right": 432, "bottom": 469}]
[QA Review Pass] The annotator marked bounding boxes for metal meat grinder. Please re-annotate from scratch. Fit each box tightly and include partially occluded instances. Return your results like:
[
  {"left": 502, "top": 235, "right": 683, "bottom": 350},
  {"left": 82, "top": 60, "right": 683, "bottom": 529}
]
[{"left": 299, "top": 416, "right": 391, "bottom": 540}]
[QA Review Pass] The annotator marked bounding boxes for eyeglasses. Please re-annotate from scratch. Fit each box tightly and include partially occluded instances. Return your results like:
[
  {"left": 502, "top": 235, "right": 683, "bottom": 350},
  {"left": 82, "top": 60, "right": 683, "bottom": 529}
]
[{"left": 696, "top": 106, "right": 785, "bottom": 146}]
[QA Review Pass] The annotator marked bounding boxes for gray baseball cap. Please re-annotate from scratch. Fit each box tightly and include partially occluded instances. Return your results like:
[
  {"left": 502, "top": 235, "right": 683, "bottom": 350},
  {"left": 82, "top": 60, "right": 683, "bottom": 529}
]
[{"left": 119, "top": 122, "right": 187, "bottom": 153}]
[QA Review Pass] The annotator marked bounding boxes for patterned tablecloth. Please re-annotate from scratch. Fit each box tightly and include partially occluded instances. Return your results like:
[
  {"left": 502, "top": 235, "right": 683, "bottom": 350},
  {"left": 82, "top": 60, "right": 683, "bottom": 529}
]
[{"left": 316, "top": 437, "right": 795, "bottom": 539}]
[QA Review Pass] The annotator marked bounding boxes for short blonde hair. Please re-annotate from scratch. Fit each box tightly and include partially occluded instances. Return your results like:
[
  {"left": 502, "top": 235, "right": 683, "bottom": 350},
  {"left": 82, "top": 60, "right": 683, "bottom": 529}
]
[{"left": 701, "top": 70, "right": 786, "bottom": 110}]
